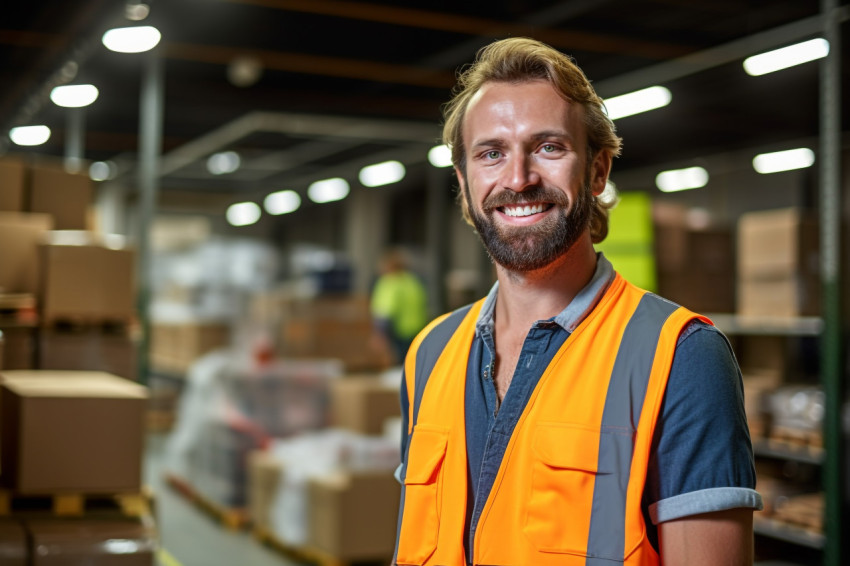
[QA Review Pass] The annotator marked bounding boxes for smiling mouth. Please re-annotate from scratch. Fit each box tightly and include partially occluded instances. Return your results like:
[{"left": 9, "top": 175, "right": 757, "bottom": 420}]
[{"left": 500, "top": 203, "right": 553, "bottom": 217}]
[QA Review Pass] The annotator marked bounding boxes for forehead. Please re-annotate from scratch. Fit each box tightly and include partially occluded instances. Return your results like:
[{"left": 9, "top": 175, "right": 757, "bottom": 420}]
[{"left": 463, "top": 79, "right": 586, "bottom": 143}]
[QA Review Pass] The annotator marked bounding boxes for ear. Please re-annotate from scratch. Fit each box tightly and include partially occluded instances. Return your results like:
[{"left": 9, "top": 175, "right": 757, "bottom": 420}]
[
  {"left": 589, "top": 151, "right": 613, "bottom": 196},
  {"left": 455, "top": 167, "right": 465, "bottom": 191}
]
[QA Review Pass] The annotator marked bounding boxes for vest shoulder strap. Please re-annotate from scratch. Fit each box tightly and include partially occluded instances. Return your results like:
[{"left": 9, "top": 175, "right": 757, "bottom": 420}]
[{"left": 409, "top": 302, "right": 475, "bottom": 427}]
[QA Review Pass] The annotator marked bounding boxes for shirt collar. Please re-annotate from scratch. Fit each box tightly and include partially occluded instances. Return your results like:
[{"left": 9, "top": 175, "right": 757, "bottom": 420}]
[{"left": 475, "top": 252, "right": 615, "bottom": 335}]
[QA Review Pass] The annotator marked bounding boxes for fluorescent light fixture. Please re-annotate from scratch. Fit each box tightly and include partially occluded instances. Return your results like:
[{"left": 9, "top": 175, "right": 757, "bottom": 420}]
[
  {"left": 308, "top": 178, "right": 350, "bottom": 203},
  {"left": 50, "top": 84, "right": 99, "bottom": 108},
  {"left": 89, "top": 160, "right": 117, "bottom": 181},
  {"left": 9, "top": 125, "right": 51, "bottom": 146},
  {"left": 102, "top": 26, "right": 161, "bottom": 53},
  {"left": 604, "top": 86, "right": 671, "bottom": 120},
  {"left": 752, "top": 148, "right": 815, "bottom": 174},
  {"left": 226, "top": 202, "right": 261, "bottom": 227},
  {"left": 428, "top": 144, "right": 453, "bottom": 168},
  {"left": 264, "top": 190, "right": 301, "bottom": 215},
  {"left": 743, "top": 38, "right": 829, "bottom": 76},
  {"left": 207, "top": 151, "right": 241, "bottom": 175},
  {"left": 655, "top": 166, "right": 709, "bottom": 193},
  {"left": 359, "top": 160, "right": 406, "bottom": 187}
]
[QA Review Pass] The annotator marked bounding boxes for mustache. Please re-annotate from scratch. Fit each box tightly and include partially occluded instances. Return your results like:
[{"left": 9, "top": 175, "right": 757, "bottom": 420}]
[{"left": 481, "top": 185, "right": 572, "bottom": 211}]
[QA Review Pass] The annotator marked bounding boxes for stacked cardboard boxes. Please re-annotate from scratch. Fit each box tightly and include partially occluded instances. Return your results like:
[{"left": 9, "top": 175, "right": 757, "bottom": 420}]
[
  {"left": 653, "top": 203, "right": 736, "bottom": 314},
  {"left": 0, "top": 370, "right": 154, "bottom": 564},
  {"left": 149, "top": 322, "right": 230, "bottom": 375},
  {"left": 736, "top": 207, "right": 820, "bottom": 317},
  {"left": 278, "top": 294, "right": 392, "bottom": 372}
]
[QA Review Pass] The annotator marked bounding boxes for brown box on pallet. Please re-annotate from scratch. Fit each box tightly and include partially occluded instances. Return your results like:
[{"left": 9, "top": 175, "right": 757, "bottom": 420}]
[
  {"left": 26, "top": 518, "right": 156, "bottom": 565},
  {"left": 149, "top": 322, "right": 230, "bottom": 375},
  {"left": 0, "top": 370, "right": 147, "bottom": 494},
  {"left": 38, "top": 329, "right": 138, "bottom": 381},
  {"left": 28, "top": 162, "right": 93, "bottom": 230},
  {"left": 331, "top": 375, "right": 400, "bottom": 435},
  {"left": 737, "top": 275, "right": 820, "bottom": 317},
  {"left": 737, "top": 207, "right": 819, "bottom": 280},
  {"left": 0, "top": 521, "right": 27, "bottom": 565},
  {"left": 308, "top": 470, "right": 400, "bottom": 562},
  {"left": 40, "top": 239, "right": 136, "bottom": 323},
  {"left": 0, "top": 156, "right": 26, "bottom": 212},
  {"left": 0, "top": 212, "right": 53, "bottom": 295},
  {"left": 247, "top": 450, "right": 282, "bottom": 529}
]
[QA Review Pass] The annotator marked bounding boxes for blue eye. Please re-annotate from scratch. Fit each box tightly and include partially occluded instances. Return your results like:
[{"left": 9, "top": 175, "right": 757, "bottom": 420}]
[{"left": 486, "top": 150, "right": 501, "bottom": 159}]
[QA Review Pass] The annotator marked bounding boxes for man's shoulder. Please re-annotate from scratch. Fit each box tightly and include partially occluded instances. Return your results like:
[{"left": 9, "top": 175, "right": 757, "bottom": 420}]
[{"left": 418, "top": 303, "right": 476, "bottom": 347}]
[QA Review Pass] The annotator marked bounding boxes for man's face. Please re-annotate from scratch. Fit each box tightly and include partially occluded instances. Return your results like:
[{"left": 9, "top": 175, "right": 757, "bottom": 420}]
[{"left": 457, "top": 80, "right": 606, "bottom": 272}]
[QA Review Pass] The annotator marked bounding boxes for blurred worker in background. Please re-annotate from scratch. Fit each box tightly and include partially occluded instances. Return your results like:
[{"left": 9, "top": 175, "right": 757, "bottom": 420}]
[
  {"left": 393, "top": 37, "right": 761, "bottom": 566},
  {"left": 370, "top": 248, "right": 428, "bottom": 365}
]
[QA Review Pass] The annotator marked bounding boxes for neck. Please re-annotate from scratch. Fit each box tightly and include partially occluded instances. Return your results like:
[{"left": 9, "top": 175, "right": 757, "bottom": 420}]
[{"left": 493, "top": 234, "right": 598, "bottom": 330}]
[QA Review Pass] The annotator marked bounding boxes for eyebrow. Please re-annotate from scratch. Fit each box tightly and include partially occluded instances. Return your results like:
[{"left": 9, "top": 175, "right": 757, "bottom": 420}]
[{"left": 471, "top": 130, "right": 573, "bottom": 151}]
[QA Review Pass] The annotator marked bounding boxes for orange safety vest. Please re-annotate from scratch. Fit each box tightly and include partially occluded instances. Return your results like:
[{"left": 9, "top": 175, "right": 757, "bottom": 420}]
[{"left": 395, "top": 274, "right": 709, "bottom": 566}]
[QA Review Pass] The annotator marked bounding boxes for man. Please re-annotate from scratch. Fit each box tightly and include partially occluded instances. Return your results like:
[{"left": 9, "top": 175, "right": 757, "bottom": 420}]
[
  {"left": 393, "top": 38, "right": 762, "bottom": 565},
  {"left": 371, "top": 247, "right": 429, "bottom": 364}
]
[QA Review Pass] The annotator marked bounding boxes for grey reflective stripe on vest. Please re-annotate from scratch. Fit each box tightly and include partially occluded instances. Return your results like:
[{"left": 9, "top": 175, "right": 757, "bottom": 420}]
[
  {"left": 411, "top": 303, "right": 474, "bottom": 428},
  {"left": 585, "top": 293, "right": 679, "bottom": 565},
  {"left": 393, "top": 303, "right": 474, "bottom": 564}
]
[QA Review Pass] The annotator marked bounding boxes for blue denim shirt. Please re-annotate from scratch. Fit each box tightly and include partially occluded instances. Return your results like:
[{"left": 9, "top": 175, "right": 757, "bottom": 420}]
[{"left": 399, "top": 253, "right": 762, "bottom": 561}]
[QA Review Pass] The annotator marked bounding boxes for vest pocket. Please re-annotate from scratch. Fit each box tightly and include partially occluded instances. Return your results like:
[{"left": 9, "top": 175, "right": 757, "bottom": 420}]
[
  {"left": 523, "top": 423, "right": 612, "bottom": 556},
  {"left": 396, "top": 425, "right": 449, "bottom": 565}
]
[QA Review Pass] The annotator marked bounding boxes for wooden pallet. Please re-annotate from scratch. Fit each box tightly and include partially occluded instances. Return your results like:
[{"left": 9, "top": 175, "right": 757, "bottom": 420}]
[
  {"left": 164, "top": 473, "right": 249, "bottom": 531},
  {"left": 42, "top": 316, "right": 136, "bottom": 335},
  {"left": 0, "top": 293, "right": 37, "bottom": 323},
  {"left": 0, "top": 489, "right": 152, "bottom": 518},
  {"left": 253, "top": 526, "right": 388, "bottom": 566}
]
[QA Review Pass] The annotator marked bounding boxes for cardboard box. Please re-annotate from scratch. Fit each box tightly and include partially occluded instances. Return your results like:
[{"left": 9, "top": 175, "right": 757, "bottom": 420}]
[
  {"left": 40, "top": 241, "right": 136, "bottom": 323},
  {"left": 0, "top": 212, "right": 53, "bottom": 295},
  {"left": 0, "top": 520, "right": 27, "bottom": 565},
  {"left": 28, "top": 163, "right": 93, "bottom": 230},
  {"left": 331, "top": 375, "right": 400, "bottom": 435},
  {"left": 27, "top": 519, "right": 156, "bottom": 565},
  {"left": 149, "top": 322, "right": 230, "bottom": 374},
  {"left": 737, "top": 275, "right": 820, "bottom": 317},
  {"left": 737, "top": 208, "right": 819, "bottom": 280},
  {"left": 38, "top": 329, "right": 138, "bottom": 381},
  {"left": 247, "top": 450, "right": 282, "bottom": 529},
  {"left": 0, "top": 324, "right": 36, "bottom": 370},
  {"left": 0, "top": 371, "right": 148, "bottom": 494},
  {"left": 308, "top": 471, "right": 400, "bottom": 561},
  {"left": 0, "top": 157, "right": 26, "bottom": 212}
]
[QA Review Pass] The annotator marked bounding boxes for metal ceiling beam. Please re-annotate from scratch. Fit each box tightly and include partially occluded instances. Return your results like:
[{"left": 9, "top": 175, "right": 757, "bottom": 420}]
[
  {"left": 594, "top": 6, "right": 850, "bottom": 97},
  {"left": 156, "top": 110, "right": 439, "bottom": 177}
]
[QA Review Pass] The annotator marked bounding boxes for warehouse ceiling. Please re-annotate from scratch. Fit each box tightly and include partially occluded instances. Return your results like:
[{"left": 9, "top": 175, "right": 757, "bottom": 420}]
[{"left": 1, "top": 0, "right": 847, "bottom": 205}]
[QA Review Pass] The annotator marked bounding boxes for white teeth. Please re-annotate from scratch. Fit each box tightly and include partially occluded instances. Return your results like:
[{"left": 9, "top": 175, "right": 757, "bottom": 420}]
[{"left": 504, "top": 204, "right": 545, "bottom": 217}]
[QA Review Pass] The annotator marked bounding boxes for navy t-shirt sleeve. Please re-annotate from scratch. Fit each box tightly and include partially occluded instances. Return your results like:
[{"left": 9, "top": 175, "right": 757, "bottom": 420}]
[{"left": 645, "top": 321, "right": 763, "bottom": 525}]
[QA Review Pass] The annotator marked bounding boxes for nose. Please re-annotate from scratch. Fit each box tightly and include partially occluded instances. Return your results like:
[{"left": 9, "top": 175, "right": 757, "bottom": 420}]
[{"left": 500, "top": 153, "right": 541, "bottom": 192}]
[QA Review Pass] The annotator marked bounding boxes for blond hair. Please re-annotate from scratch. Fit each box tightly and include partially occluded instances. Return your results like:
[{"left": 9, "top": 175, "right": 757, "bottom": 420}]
[{"left": 443, "top": 37, "right": 622, "bottom": 243}]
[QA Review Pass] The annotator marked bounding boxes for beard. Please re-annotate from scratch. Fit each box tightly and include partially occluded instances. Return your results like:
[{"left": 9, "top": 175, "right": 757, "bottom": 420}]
[{"left": 464, "top": 174, "right": 594, "bottom": 273}]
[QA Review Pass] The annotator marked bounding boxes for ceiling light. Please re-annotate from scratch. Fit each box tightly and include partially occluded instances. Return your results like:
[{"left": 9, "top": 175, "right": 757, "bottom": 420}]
[
  {"left": 89, "top": 161, "right": 117, "bottom": 181},
  {"left": 207, "top": 151, "right": 241, "bottom": 175},
  {"left": 50, "top": 84, "right": 99, "bottom": 108},
  {"left": 359, "top": 160, "right": 406, "bottom": 187},
  {"left": 264, "top": 190, "right": 301, "bottom": 215},
  {"left": 428, "top": 144, "right": 452, "bottom": 168},
  {"left": 9, "top": 125, "right": 51, "bottom": 146},
  {"left": 743, "top": 38, "right": 829, "bottom": 76},
  {"left": 655, "top": 166, "right": 709, "bottom": 193},
  {"left": 102, "top": 26, "right": 161, "bottom": 53},
  {"left": 604, "top": 86, "right": 671, "bottom": 120},
  {"left": 752, "top": 148, "right": 815, "bottom": 174},
  {"left": 308, "top": 178, "right": 350, "bottom": 203},
  {"left": 125, "top": 2, "right": 150, "bottom": 21},
  {"left": 226, "top": 202, "right": 261, "bottom": 227}
]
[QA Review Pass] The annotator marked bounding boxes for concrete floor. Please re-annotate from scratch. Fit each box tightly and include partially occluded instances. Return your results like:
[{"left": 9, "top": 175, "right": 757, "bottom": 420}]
[{"left": 144, "top": 433, "right": 300, "bottom": 566}]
